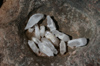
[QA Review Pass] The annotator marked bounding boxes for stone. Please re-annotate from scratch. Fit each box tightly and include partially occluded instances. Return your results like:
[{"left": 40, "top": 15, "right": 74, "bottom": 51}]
[
  {"left": 35, "top": 25, "right": 40, "bottom": 39},
  {"left": 52, "top": 30, "right": 70, "bottom": 41},
  {"left": 25, "top": 13, "right": 44, "bottom": 30},
  {"left": 32, "top": 37, "right": 41, "bottom": 44},
  {"left": 40, "top": 25, "right": 45, "bottom": 37},
  {"left": 41, "top": 38, "right": 58, "bottom": 54},
  {"left": 45, "top": 31, "right": 59, "bottom": 46},
  {"left": 28, "top": 40, "right": 39, "bottom": 54},
  {"left": 60, "top": 40, "right": 66, "bottom": 55},
  {"left": 47, "top": 15, "right": 56, "bottom": 31},
  {"left": 68, "top": 38, "right": 87, "bottom": 49}
]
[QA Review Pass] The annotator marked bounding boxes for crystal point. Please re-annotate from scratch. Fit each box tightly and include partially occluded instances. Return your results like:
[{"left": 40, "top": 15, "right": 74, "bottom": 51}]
[{"left": 60, "top": 40, "right": 66, "bottom": 55}]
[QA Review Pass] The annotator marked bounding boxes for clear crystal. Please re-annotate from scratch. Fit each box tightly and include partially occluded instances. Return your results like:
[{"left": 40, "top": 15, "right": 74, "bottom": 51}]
[
  {"left": 68, "top": 38, "right": 87, "bottom": 49},
  {"left": 25, "top": 13, "right": 44, "bottom": 30},
  {"left": 60, "top": 40, "right": 66, "bottom": 55},
  {"left": 28, "top": 40, "right": 39, "bottom": 54},
  {"left": 47, "top": 15, "right": 56, "bottom": 31},
  {"left": 41, "top": 38, "right": 58, "bottom": 54},
  {"left": 32, "top": 37, "right": 41, "bottom": 44},
  {"left": 35, "top": 25, "right": 40, "bottom": 39},
  {"left": 45, "top": 31, "right": 59, "bottom": 46},
  {"left": 52, "top": 30, "right": 70, "bottom": 41},
  {"left": 40, "top": 25, "right": 45, "bottom": 37}
]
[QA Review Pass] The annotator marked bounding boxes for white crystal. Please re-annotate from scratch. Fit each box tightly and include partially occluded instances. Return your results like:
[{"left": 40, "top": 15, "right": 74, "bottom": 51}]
[
  {"left": 41, "top": 38, "right": 58, "bottom": 54},
  {"left": 35, "top": 25, "right": 40, "bottom": 39},
  {"left": 38, "top": 42, "right": 54, "bottom": 57},
  {"left": 52, "top": 30, "right": 70, "bottom": 41},
  {"left": 32, "top": 37, "right": 41, "bottom": 44},
  {"left": 60, "top": 40, "right": 66, "bottom": 55},
  {"left": 68, "top": 38, "right": 87, "bottom": 49},
  {"left": 25, "top": 13, "right": 44, "bottom": 30},
  {"left": 40, "top": 25, "right": 45, "bottom": 37},
  {"left": 28, "top": 28, "right": 34, "bottom": 33},
  {"left": 45, "top": 31, "right": 59, "bottom": 46},
  {"left": 28, "top": 40, "right": 39, "bottom": 54},
  {"left": 47, "top": 15, "right": 56, "bottom": 31}
]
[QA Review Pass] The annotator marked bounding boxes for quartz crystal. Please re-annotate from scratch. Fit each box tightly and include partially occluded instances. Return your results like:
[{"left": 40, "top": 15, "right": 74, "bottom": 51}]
[
  {"left": 32, "top": 37, "right": 41, "bottom": 44},
  {"left": 25, "top": 13, "right": 44, "bottom": 30},
  {"left": 38, "top": 42, "right": 54, "bottom": 57},
  {"left": 35, "top": 25, "right": 40, "bottom": 39},
  {"left": 40, "top": 26, "right": 45, "bottom": 37},
  {"left": 45, "top": 31, "right": 59, "bottom": 46},
  {"left": 60, "top": 40, "right": 66, "bottom": 55},
  {"left": 68, "top": 38, "right": 87, "bottom": 49},
  {"left": 52, "top": 30, "right": 70, "bottom": 41},
  {"left": 41, "top": 38, "right": 58, "bottom": 54},
  {"left": 47, "top": 15, "right": 56, "bottom": 31},
  {"left": 28, "top": 40, "right": 39, "bottom": 54},
  {"left": 28, "top": 28, "right": 34, "bottom": 33}
]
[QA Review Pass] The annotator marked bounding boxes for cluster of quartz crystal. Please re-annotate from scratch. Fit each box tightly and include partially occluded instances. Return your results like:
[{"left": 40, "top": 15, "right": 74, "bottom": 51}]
[{"left": 25, "top": 13, "right": 87, "bottom": 57}]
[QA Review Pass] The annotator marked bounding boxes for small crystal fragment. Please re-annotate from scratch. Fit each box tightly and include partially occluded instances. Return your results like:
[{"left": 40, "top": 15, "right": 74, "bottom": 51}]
[
  {"left": 40, "top": 25, "right": 45, "bottom": 37},
  {"left": 45, "top": 31, "right": 59, "bottom": 46},
  {"left": 25, "top": 13, "right": 44, "bottom": 30},
  {"left": 28, "top": 28, "right": 34, "bottom": 33},
  {"left": 35, "top": 25, "right": 40, "bottom": 39},
  {"left": 52, "top": 30, "right": 70, "bottom": 41},
  {"left": 38, "top": 42, "right": 54, "bottom": 57},
  {"left": 32, "top": 37, "right": 41, "bottom": 44},
  {"left": 60, "top": 40, "right": 66, "bottom": 55},
  {"left": 47, "top": 15, "right": 56, "bottom": 31},
  {"left": 68, "top": 38, "right": 87, "bottom": 49},
  {"left": 41, "top": 38, "right": 58, "bottom": 54},
  {"left": 28, "top": 40, "right": 39, "bottom": 54}
]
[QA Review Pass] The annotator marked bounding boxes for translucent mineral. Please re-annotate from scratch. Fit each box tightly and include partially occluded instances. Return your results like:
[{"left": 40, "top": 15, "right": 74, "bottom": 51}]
[
  {"left": 28, "top": 28, "right": 34, "bottom": 33},
  {"left": 38, "top": 42, "right": 54, "bottom": 57},
  {"left": 45, "top": 31, "right": 59, "bottom": 46},
  {"left": 35, "top": 25, "right": 40, "bottom": 39},
  {"left": 32, "top": 37, "right": 41, "bottom": 44},
  {"left": 68, "top": 38, "right": 87, "bottom": 49},
  {"left": 41, "top": 38, "right": 58, "bottom": 54},
  {"left": 28, "top": 40, "right": 39, "bottom": 54},
  {"left": 52, "top": 30, "right": 70, "bottom": 41},
  {"left": 47, "top": 15, "right": 56, "bottom": 31},
  {"left": 40, "top": 25, "right": 45, "bottom": 37},
  {"left": 25, "top": 13, "right": 44, "bottom": 30},
  {"left": 60, "top": 40, "right": 66, "bottom": 55}
]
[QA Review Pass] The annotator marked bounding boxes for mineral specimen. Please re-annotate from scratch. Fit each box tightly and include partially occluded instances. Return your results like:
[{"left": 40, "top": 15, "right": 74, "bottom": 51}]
[
  {"left": 35, "top": 25, "right": 40, "bottom": 39},
  {"left": 40, "top": 25, "right": 45, "bottom": 37},
  {"left": 60, "top": 40, "right": 66, "bottom": 55},
  {"left": 68, "top": 38, "right": 87, "bottom": 49}
]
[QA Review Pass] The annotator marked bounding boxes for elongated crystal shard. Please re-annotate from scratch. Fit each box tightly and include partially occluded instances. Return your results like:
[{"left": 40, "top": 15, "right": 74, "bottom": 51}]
[
  {"left": 35, "top": 25, "right": 40, "bottom": 39},
  {"left": 38, "top": 42, "right": 54, "bottom": 57},
  {"left": 25, "top": 13, "right": 44, "bottom": 30},
  {"left": 28, "top": 40, "right": 39, "bottom": 54},
  {"left": 45, "top": 31, "right": 59, "bottom": 46},
  {"left": 32, "top": 37, "right": 41, "bottom": 44},
  {"left": 52, "top": 30, "right": 70, "bottom": 41},
  {"left": 47, "top": 15, "right": 56, "bottom": 31},
  {"left": 60, "top": 40, "right": 66, "bottom": 55},
  {"left": 68, "top": 38, "right": 87, "bottom": 49},
  {"left": 40, "top": 26, "right": 45, "bottom": 37},
  {"left": 41, "top": 38, "right": 58, "bottom": 54}
]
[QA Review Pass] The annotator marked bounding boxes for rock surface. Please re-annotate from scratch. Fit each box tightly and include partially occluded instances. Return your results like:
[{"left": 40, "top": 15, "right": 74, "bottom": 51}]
[{"left": 0, "top": 0, "right": 100, "bottom": 66}]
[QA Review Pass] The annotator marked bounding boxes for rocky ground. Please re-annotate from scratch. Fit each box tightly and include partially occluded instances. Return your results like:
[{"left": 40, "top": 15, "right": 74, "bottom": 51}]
[{"left": 0, "top": 0, "right": 100, "bottom": 66}]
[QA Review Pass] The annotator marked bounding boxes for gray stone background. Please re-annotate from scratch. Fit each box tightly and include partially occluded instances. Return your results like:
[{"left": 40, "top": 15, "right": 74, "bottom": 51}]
[{"left": 0, "top": 0, "right": 100, "bottom": 66}]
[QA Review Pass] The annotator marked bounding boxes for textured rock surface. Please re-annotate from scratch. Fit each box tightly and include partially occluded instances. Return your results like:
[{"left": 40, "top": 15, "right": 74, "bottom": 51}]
[{"left": 0, "top": 0, "right": 100, "bottom": 66}]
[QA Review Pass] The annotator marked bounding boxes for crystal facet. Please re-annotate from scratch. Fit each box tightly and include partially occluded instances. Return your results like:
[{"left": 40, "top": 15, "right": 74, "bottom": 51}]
[
  {"left": 28, "top": 40, "right": 39, "bottom": 54},
  {"left": 41, "top": 38, "right": 58, "bottom": 54},
  {"left": 47, "top": 15, "right": 56, "bottom": 31},
  {"left": 40, "top": 25, "right": 45, "bottom": 37},
  {"left": 52, "top": 30, "right": 70, "bottom": 41},
  {"left": 35, "top": 25, "right": 40, "bottom": 39},
  {"left": 45, "top": 31, "right": 59, "bottom": 46},
  {"left": 68, "top": 38, "right": 87, "bottom": 49},
  {"left": 60, "top": 40, "right": 66, "bottom": 55},
  {"left": 25, "top": 13, "right": 44, "bottom": 30}
]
